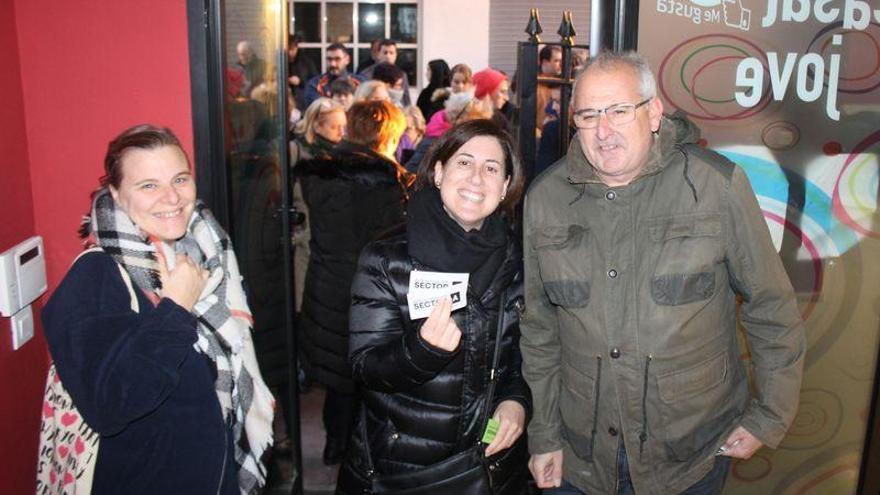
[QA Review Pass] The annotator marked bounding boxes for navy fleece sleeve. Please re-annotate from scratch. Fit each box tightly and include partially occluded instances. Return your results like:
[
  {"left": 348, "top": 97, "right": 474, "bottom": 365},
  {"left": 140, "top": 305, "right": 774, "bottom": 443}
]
[{"left": 42, "top": 253, "right": 199, "bottom": 436}]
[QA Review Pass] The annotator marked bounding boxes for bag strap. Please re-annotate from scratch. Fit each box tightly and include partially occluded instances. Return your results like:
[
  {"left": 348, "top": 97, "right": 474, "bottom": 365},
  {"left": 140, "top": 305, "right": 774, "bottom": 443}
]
[
  {"left": 359, "top": 288, "right": 508, "bottom": 477},
  {"left": 479, "top": 288, "right": 507, "bottom": 427},
  {"left": 73, "top": 247, "right": 139, "bottom": 313}
]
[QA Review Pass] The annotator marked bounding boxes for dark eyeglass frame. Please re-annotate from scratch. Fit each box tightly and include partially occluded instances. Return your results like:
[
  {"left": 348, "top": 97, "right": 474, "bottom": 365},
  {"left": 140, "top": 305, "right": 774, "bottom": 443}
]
[{"left": 572, "top": 98, "right": 653, "bottom": 129}]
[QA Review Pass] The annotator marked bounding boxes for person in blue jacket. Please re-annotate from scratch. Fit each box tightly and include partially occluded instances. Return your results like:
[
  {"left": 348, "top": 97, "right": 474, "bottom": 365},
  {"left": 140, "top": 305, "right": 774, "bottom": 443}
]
[{"left": 42, "top": 124, "right": 275, "bottom": 494}]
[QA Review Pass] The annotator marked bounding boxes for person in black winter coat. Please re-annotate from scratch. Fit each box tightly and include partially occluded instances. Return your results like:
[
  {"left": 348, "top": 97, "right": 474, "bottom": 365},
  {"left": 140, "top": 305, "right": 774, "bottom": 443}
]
[
  {"left": 337, "top": 120, "right": 532, "bottom": 494},
  {"left": 415, "top": 59, "right": 450, "bottom": 121},
  {"left": 295, "top": 100, "right": 413, "bottom": 465}
]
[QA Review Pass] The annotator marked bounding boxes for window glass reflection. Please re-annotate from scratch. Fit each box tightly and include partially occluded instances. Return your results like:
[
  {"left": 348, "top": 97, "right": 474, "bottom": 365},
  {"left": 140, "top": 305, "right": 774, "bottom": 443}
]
[
  {"left": 327, "top": 3, "right": 353, "bottom": 43},
  {"left": 292, "top": 2, "right": 320, "bottom": 42},
  {"left": 358, "top": 2, "right": 385, "bottom": 43},
  {"left": 390, "top": 3, "right": 417, "bottom": 43},
  {"left": 397, "top": 48, "right": 417, "bottom": 88}
]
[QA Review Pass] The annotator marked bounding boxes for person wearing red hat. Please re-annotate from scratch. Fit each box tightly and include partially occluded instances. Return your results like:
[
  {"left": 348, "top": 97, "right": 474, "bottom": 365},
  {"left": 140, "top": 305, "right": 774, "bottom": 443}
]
[
  {"left": 473, "top": 68, "right": 513, "bottom": 132},
  {"left": 473, "top": 68, "right": 510, "bottom": 110}
]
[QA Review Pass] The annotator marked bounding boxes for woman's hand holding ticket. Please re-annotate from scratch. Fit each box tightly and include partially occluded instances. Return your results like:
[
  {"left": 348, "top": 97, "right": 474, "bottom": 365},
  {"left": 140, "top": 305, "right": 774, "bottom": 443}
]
[{"left": 418, "top": 296, "right": 462, "bottom": 352}]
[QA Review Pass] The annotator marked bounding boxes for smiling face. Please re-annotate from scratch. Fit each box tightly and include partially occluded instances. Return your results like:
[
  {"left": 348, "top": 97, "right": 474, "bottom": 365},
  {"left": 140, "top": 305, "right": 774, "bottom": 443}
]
[
  {"left": 433, "top": 135, "right": 510, "bottom": 231},
  {"left": 574, "top": 66, "right": 663, "bottom": 187},
  {"left": 110, "top": 145, "right": 196, "bottom": 242}
]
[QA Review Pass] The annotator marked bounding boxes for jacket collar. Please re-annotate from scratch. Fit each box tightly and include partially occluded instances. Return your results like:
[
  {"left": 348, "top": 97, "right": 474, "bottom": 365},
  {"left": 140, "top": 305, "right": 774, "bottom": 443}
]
[{"left": 294, "top": 141, "right": 402, "bottom": 186}]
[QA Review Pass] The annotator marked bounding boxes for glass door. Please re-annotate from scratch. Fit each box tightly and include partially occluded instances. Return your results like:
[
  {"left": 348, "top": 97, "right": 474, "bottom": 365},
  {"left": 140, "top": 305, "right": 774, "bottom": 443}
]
[{"left": 187, "top": 0, "right": 302, "bottom": 493}]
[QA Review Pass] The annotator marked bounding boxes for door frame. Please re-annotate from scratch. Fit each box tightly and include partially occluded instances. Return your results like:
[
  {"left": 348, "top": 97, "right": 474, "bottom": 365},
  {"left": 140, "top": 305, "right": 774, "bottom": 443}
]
[{"left": 186, "top": 1, "right": 303, "bottom": 493}]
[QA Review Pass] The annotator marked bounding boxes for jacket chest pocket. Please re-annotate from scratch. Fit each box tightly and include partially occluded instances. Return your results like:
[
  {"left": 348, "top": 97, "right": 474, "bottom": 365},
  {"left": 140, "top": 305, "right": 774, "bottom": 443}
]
[
  {"left": 534, "top": 225, "right": 591, "bottom": 308},
  {"left": 646, "top": 213, "right": 722, "bottom": 306}
]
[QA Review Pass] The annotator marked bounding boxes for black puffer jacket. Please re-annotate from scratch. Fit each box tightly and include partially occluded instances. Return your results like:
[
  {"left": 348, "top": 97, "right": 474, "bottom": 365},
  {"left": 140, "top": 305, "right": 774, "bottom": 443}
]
[
  {"left": 337, "top": 232, "right": 532, "bottom": 494},
  {"left": 295, "top": 142, "right": 408, "bottom": 392}
]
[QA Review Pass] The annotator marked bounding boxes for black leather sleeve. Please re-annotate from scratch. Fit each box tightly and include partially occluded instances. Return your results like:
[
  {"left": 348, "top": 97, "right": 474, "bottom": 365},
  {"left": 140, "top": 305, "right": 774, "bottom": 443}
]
[{"left": 349, "top": 241, "right": 458, "bottom": 392}]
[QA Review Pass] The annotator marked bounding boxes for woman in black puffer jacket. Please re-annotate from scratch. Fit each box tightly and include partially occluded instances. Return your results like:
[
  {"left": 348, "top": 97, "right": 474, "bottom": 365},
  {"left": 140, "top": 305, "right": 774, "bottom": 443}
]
[
  {"left": 337, "top": 120, "right": 532, "bottom": 494},
  {"left": 296, "top": 100, "right": 413, "bottom": 465}
]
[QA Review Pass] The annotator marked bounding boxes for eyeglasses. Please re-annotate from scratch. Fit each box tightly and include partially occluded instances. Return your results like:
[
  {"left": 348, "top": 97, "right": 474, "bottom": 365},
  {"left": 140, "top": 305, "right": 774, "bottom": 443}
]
[{"left": 572, "top": 98, "right": 652, "bottom": 129}]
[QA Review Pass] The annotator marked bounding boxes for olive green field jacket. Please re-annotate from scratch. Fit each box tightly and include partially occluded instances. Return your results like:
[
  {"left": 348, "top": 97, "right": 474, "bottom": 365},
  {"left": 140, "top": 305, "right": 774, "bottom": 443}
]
[{"left": 520, "top": 115, "right": 805, "bottom": 494}]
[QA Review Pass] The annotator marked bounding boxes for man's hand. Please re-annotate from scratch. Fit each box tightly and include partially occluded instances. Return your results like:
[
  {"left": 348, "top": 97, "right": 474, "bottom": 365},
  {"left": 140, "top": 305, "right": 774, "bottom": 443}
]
[
  {"left": 528, "top": 450, "right": 563, "bottom": 488},
  {"left": 718, "top": 426, "right": 763, "bottom": 459},
  {"left": 418, "top": 297, "right": 462, "bottom": 352},
  {"left": 485, "top": 400, "right": 526, "bottom": 456},
  {"left": 288, "top": 75, "right": 301, "bottom": 86}
]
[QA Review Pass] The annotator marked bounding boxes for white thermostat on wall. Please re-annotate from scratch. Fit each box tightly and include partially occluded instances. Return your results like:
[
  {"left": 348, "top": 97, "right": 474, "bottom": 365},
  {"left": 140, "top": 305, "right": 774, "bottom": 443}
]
[{"left": 0, "top": 236, "right": 47, "bottom": 317}]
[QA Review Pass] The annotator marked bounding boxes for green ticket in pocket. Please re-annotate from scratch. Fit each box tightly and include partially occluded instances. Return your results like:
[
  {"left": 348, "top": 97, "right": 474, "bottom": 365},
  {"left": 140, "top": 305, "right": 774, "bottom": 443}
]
[{"left": 481, "top": 418, "right": 500, "bottom": 444}]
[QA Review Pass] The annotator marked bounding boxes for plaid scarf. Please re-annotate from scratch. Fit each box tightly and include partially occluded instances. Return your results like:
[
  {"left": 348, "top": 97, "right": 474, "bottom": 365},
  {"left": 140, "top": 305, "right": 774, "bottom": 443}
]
[{"left": 85, "top": 189, "right": 274, "bottom": 494}]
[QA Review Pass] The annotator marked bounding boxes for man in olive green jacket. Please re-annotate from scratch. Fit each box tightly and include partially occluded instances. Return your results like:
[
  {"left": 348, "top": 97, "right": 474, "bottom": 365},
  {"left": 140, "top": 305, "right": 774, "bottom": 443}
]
[{"left": 520, "top": 51, "right": 805, "bottom": 495}]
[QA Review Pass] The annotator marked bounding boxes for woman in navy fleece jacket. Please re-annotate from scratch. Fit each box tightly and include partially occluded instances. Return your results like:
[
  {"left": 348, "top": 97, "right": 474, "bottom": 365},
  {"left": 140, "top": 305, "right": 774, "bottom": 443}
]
[{"left": 42, "top": 125, "right": 273, "bottom": 494}]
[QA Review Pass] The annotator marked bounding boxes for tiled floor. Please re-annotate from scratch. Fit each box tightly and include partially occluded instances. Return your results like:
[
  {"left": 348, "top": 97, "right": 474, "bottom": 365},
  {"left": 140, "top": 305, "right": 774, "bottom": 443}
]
[{"left": 264, "top": 386, "right": 338, "bottom": 495}]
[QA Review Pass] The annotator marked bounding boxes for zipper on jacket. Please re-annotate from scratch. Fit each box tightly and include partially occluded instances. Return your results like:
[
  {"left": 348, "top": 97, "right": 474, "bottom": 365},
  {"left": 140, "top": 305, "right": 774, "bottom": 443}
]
[{"left": 639, "top": 355, "right": 653, "bottom": 458}]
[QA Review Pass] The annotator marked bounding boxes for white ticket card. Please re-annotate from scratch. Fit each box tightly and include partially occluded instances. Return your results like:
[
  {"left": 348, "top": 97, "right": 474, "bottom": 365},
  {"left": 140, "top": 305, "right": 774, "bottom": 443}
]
[{"left": 406, "top": 271, "right": 469, "bottom": 320}]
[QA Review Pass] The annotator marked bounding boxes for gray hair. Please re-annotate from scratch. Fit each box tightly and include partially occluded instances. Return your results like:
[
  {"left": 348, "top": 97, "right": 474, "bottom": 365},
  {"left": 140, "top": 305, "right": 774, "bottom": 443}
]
[{"left": 573, "top": 50, "right": 657, "bottom": 102}]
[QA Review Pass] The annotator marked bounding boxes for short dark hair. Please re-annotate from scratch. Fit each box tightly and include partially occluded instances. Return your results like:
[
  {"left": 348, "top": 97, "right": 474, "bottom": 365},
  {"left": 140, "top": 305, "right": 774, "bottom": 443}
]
[
  {"left": 539, "top": 45, "right": 561, "bottom": 62},
  {"left": 289, "top": 34, "right": 302, "bottom": 46},
  {"left": 414, "top": 119, "right": 524, "bottom": 219},
  {"left": 327, "top": 42, "right": 347, "bottom": 53},
  {"left": 378, "top": 38, "right": 397, "bottom": 49},
  {"left": 329, "top": 77, "right": 356, "bottom": 96},
  {"left": 372, "top": 62, "right": 404, "bottom": 85}
]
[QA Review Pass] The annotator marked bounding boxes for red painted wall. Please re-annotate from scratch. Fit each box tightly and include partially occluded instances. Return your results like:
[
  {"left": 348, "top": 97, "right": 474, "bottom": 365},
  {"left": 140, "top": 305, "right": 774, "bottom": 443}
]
[
  {"left": 0, "top": 1, "right": 46, "bottom": 491},
  {"left": 1, "top": 0, "right": 194, "bottom": 491}
]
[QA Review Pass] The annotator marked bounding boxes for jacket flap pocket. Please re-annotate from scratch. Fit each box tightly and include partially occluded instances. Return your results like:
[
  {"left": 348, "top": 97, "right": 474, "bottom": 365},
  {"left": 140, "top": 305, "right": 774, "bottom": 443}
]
[
  {"left": 544, "top": 280, "right": 590, "bottom": 308},
  {"left": 561, "top": 364, "right": 595, "bottom": 397},
  {"left": 533, "top": 225, "right": 587, "bottom": 250},
  {"left": 657, "top": 350, "right": 727, "bottom": 404},
  {"left": 651, "top": 272, "right": 715, "bottom": 306},
  {"left": 648, "top": 213, "right": 722, "bottom": 241}
]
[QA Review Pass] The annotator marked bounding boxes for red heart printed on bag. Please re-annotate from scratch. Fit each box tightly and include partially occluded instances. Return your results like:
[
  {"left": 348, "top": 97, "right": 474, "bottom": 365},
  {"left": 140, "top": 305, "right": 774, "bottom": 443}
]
[
  {"left": 43, "top": 401, "right": 53, "bottom": 418},
  {"left": 49, "top": 470, "right": 57, "bottom": 485},
  {"left": 53, "top": 372, "right": 60, "bottom": 384},
  {"left": 63, "top": 472, "right": 74, "bottom": 485},
  {"left": 60, "top": 412, "right": 78, "bottom": 426},
  {"left": 58, "top": 446, "right": 69, "bottom": 459},
  {"left": 75, "top": 437, "right": 85, "bottom": 455}
]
